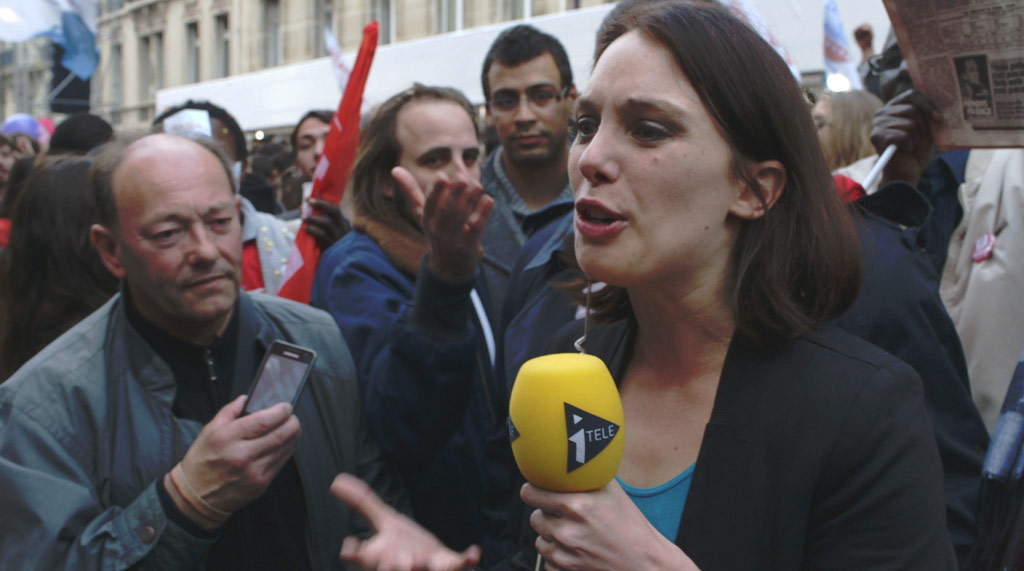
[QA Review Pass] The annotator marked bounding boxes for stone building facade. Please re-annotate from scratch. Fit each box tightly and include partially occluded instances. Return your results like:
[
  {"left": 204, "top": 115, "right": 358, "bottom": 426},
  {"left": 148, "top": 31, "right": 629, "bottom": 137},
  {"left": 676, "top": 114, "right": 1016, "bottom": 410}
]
[{"left": 1, "top": 0, "right": 610, "bottom": 130}]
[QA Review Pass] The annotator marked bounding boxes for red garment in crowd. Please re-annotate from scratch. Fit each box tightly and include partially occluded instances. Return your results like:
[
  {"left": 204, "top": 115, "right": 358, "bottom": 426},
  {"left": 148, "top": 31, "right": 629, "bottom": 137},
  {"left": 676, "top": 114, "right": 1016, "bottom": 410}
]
[
  {"left": 241, "top": 240, "right": 265, "bottom": 291},
  {"left": 0, "top": 218, "right": 10, "bottom": 249},
  {"left": 833, "top": 174, "right": 866, "bottom": 203}
]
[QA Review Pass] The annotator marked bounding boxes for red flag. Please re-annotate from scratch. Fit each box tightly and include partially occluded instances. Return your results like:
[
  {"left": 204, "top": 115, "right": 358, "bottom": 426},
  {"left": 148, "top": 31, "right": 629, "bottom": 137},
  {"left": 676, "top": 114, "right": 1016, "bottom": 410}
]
[{"left": 278, "top": 22, "right": 379, "bottom": 302}]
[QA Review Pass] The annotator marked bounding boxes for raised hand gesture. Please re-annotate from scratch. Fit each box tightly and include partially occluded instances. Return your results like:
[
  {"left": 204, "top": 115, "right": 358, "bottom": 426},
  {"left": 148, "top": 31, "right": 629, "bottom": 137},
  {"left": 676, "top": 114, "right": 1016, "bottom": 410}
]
[
  {"left": 331, "top": 473, "right": 481, "bottom": 570},
  {"left": 392, "top": 166, "right": 494, "bottom": 283}
]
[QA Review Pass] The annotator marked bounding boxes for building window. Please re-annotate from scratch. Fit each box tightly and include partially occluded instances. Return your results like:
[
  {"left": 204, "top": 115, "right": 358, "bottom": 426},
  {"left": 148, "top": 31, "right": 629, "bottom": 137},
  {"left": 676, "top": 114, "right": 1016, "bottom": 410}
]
[
  {"left": 371, "top": 0, "right": 394, "bottom": 44},
  {"left": 313, "top": 0, "right": 333, "bottom": 57},
  {"left": 530, "top": 0, "right": 562, "bottom": 17},
  {"left": 215, "top": 14, "right": 229, "bottom": 78},
  {"left": 106, "top": 0, "right": 122, "bottom": 14},
  {"left": 138, "top": 32, "right": 163, "bottom": 102},
  {"left": 111, "top": 43, "right": 122, "bottom": 124},
  {"left": 31, "top": 69, "right": 46, "bottom": 113},
  {"left": 435, "top": 0, "right": 462, "bottom": 33},
  {"left": 504, "top": 0, "right": 526, "bottom": 21},
  {"left": 153, "top": 33, "right": 164, "bottom": 90},
  {"left": 263, "top": 0, "right": 282, "bottom": 67},
  {"left": 138, "top": 36, "right": 150, "bottom": 101},
  {"left": 185, "top": 22, "right": 199, "bottom": 83}
]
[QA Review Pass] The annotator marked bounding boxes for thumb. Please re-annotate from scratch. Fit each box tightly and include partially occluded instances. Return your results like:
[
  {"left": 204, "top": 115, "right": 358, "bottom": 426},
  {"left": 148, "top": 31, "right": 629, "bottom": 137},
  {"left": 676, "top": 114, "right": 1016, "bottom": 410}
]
[
  {"left": 331, "top": 472, "right": 393, "bottom": 530},
  {"left": 391, "top": 166, "right": 426, "bottom": 218},
  {"left": 426, "top": 543, "right": 481, "bottom": 571},
  {"left": 210, "top": 395, "right": 247, "bottom": 427},
  {"left": 339, "top": 536, "right": 364, "bottom": 562},
  {"left": 462, "top": 544, "right": 483, "bottom": 565}
]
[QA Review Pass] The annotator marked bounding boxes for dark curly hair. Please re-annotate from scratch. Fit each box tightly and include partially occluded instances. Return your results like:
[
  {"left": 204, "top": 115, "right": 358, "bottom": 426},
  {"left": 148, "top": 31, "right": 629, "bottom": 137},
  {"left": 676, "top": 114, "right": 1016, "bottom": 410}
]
[{"left": 481, "top": 24, "right": 573, "bottom": 103}]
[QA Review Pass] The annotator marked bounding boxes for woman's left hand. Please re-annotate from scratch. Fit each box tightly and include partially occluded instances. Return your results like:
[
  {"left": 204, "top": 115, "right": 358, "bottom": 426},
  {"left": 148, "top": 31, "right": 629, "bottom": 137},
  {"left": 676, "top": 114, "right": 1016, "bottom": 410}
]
[{"left": 520, "top": 480, "right": 699, "bottom": 570}]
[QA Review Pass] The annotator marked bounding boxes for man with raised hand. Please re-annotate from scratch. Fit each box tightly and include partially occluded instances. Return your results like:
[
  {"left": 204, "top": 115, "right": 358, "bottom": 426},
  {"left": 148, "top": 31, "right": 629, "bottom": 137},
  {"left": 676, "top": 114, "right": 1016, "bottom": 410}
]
[{"left": 311, "top": 84, "right": 507, "bottom": 553}]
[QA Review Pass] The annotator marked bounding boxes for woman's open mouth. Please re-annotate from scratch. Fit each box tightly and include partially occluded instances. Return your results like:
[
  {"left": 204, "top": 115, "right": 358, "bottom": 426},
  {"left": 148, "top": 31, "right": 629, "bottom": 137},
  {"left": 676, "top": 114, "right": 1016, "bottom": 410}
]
[{"left": 575, "top": 199, "right": 627, "bottom": 239}]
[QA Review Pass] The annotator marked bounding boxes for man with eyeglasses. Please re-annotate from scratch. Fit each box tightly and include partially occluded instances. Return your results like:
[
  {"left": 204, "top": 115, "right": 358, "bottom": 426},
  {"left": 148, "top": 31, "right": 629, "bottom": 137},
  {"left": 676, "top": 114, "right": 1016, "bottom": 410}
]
[{"left": 479, "top": 24, "right": 578, "bottom": 311}]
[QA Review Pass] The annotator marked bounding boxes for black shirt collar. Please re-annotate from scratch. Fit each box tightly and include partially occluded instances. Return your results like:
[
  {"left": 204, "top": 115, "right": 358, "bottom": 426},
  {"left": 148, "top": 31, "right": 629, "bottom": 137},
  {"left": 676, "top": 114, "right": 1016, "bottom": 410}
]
[{"left": 123, "top": 286, "right": 241, "bottom": 422}]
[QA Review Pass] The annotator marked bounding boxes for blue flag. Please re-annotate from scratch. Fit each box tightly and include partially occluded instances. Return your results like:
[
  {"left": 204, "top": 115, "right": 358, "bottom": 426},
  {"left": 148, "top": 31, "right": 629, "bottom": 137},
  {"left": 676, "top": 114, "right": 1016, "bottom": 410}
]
[{"left": 0, "top": 1, "right": 99, "bottom": 79}]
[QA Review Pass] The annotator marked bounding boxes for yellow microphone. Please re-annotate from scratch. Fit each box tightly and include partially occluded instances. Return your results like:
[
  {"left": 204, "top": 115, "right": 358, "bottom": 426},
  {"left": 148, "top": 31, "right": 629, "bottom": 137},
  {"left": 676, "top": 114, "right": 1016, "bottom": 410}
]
[{"left": 508, "top": 353, "right": 625, "bottom": 492}]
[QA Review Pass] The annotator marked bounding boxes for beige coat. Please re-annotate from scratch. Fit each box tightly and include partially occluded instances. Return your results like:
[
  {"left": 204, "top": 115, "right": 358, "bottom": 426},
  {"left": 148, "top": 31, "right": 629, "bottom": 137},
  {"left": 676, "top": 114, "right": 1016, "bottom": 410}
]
[{"left": 941, "top": 149, "right": 1024, "bottom": 430}]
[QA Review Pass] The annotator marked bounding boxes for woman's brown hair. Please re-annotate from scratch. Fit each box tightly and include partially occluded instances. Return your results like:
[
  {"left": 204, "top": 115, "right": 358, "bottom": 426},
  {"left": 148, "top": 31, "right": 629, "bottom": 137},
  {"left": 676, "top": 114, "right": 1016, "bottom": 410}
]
[
  {"left": 819, "top": 90, "right": 884, "bottom": 171},
  {"left": 569, "top": 0, "right": 863, "bottom": 347},
  {"left": 0, "top": 156, "right": 119, "bottom": 379}
]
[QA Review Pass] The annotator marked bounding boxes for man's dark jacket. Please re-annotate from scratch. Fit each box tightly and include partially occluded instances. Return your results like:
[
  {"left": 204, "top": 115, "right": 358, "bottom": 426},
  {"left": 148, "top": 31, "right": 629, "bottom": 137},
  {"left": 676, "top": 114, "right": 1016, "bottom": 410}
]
[{"left": 312, "top": 230, "right": 510, "bottom": 551}]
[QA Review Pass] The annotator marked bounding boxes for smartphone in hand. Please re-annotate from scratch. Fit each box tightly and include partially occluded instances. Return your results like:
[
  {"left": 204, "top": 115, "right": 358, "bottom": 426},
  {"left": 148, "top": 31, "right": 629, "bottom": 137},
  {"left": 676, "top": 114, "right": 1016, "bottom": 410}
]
[{"left": 242, "top": 340, "right": 317, "bottom": 415}]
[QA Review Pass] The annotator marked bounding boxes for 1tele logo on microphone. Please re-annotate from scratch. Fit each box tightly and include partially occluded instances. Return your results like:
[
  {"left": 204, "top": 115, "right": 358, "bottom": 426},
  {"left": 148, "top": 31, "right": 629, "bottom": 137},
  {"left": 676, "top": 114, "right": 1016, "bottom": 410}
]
[{"left": 565, "top": 402, "right": 619, "bottom": 472}]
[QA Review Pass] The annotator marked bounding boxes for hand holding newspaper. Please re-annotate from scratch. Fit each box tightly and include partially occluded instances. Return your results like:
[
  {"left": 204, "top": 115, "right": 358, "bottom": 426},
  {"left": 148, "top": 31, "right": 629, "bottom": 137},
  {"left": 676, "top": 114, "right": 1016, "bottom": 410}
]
[{"left": 883, "top": 0, "right": 1024, "bottom": 149}]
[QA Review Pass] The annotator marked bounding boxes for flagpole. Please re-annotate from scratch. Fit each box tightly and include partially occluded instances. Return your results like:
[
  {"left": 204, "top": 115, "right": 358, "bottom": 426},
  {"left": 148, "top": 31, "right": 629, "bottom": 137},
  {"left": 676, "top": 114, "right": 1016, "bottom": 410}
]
[
  {"left": 46, "top": 71, "right": 77, "bottom": 103},
  {"left": 862, "top": 144, "right": 897, "bottom": 191}
]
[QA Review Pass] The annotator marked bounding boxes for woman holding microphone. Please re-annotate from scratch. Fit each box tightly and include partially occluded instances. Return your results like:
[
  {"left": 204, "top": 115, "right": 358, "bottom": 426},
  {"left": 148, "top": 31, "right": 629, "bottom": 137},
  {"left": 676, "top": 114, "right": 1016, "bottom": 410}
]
[{"left": 331, "top": 2, "right": 955, "bottom": 569}]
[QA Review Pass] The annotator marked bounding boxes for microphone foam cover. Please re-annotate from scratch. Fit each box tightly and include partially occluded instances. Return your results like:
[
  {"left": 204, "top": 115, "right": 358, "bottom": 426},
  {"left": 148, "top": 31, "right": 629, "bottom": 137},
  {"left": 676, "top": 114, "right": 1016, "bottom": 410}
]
[{"left": 508, "top": 353, "right": 625, "bottom": 492}]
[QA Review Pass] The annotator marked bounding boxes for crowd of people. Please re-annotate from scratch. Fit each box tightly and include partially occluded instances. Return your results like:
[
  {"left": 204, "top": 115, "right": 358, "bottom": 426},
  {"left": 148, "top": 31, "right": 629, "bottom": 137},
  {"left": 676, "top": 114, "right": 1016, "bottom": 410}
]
[{"left": 0, "top": 0, "right": 1021, "bottom": 569}]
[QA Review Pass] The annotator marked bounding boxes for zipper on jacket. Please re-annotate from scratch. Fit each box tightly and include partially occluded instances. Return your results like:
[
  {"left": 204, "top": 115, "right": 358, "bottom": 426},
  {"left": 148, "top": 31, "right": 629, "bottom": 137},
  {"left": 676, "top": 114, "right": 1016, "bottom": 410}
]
[
  {"left": 292, "top": 451, "right": 317, "bottom": 565},
  {"left": 477, "top": 352, "right": 497, "bottom": 424},
  {"left": 204, "top": 348, "right": 221, "bottom": 404}
]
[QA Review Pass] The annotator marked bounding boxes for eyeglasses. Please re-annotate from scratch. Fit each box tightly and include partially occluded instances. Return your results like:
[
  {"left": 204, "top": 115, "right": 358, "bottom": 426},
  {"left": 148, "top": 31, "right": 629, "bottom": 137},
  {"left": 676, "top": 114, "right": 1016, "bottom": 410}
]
[
  {"left": 489, "top": 85, "right": 570, "bottom": 114},
  {"left": 867, "top": 45, "right": 903, "bottom": 76}
]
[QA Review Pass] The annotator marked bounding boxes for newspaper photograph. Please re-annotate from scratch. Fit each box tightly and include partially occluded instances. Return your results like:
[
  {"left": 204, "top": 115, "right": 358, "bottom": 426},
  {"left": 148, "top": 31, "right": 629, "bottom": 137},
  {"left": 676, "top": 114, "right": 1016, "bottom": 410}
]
[{"left": 884, "top": 0, "right": 1024, "bottom": 148}]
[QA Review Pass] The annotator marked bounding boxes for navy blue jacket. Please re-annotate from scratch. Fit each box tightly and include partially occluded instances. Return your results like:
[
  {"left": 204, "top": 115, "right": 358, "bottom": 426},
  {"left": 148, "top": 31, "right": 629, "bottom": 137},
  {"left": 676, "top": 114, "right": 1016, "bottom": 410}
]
[
  {"left": 915, "top": 150, "right": 969, "bottom": 274},
  {"left": 839, "top": 182, "right": 987, "bottom": 565},
  {"left": 496, "top": 213, "right": 578, "bottom": 396},
  {"left": 311, "top": 230, "right": 507, "bottom": 550}
]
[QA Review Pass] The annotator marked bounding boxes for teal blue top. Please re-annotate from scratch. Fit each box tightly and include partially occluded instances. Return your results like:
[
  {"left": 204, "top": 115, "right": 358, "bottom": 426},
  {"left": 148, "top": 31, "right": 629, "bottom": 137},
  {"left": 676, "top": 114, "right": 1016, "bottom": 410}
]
[{"left": 617, "top": 464, "right": 695, "bottom": 542}]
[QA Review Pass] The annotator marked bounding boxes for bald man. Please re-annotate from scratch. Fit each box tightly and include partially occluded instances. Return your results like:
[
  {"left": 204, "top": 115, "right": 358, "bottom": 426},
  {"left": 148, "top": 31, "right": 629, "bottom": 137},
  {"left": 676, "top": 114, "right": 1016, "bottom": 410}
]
[{"left": 0, "top": 133, "right": 406, "bottom": 569}]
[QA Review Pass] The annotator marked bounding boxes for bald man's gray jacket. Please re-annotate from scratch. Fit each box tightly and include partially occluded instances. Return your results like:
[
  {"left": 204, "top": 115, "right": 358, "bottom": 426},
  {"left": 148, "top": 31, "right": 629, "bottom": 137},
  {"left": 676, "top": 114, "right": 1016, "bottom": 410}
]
[{"left": 0, "top": 291, "right": 407, "bottom": 570}]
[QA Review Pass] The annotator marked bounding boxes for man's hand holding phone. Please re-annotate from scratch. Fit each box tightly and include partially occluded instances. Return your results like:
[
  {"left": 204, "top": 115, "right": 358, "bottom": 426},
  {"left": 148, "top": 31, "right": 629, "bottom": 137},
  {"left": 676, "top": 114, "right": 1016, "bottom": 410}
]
[{"left": 163, "top": 395, "right": 302, "bottom": 530}]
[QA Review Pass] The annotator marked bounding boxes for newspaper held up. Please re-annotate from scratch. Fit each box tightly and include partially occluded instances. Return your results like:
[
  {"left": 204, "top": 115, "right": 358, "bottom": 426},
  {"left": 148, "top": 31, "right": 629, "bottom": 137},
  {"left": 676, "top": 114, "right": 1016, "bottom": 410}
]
[{"left": 884, "top": 0, "right": 1024, "bottom": 149}]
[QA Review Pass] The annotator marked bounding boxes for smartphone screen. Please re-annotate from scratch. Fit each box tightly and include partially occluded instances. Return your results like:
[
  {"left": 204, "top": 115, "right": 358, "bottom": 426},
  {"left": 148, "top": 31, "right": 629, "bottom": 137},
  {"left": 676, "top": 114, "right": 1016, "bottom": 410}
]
[{"left": 243, "top": 341, "right": 317, "bottom": 414}]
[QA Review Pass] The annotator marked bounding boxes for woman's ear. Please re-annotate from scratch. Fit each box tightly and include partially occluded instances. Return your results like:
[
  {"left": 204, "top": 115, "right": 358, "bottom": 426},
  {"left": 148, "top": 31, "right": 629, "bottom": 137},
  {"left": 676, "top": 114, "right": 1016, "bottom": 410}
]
[{"left": 730, "top": 160, "right": 786, "bottom": 220}]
